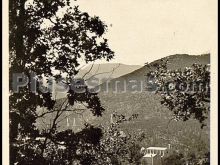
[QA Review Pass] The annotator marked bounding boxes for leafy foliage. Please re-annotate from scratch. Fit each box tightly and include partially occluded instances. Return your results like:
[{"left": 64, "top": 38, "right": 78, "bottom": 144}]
[
  {"left": 146, "top": 61, "right": 210, "bottom": 127},
  {"left": 97, "top": 113, "right": 145, "bottom": 165},
  {"left": 9, "top": 0, "right": 114, "bottom": 164},
  {"left": 162, "top": 151, "right": 210, "bottom": 165},
  {"left": 162, "top": 151, "right": 185, "bottom": 165},
  {"left": 34, "top": 113, "right": 145, "bottom": 165}
]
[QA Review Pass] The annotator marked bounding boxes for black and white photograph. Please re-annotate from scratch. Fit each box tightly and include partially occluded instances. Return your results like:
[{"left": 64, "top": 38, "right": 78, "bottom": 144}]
[{"left": 3, "top": 0, "right": 218, "bottom": 164}]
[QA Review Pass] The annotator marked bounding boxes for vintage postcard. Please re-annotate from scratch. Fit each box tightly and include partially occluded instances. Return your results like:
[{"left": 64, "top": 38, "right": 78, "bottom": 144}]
[{"left": 3, "top": 0, "right": 218, "bottom": 164}]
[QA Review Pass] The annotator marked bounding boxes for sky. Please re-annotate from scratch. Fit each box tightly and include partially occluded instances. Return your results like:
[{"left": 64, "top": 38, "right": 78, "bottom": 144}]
[{"left": 74, "top": 0, "right": 217, "bottom": 65}]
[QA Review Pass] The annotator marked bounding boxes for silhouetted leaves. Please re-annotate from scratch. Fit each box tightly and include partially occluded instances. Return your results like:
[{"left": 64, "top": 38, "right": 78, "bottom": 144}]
[
  {"left": 147, "top": 61, "right": 210, "bottom": 127},
  {"left": 9, "top": 0, "right": 114, "bottom": 164}
]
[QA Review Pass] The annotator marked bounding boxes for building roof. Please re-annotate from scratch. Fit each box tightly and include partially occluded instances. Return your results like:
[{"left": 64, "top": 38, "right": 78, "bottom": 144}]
[
  {"left": 143, "top": 153, "right": 157, "bottom": 158},
  {"left": 147, "top": 147, "right": 167, "bottom": 150}
]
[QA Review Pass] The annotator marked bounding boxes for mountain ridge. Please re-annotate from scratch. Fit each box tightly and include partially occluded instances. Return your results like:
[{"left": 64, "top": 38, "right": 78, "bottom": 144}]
[
  {"left": 77, "top": 63, "right": 142, "bottom": 80},
  {"left": 99, "top": 54, "right": 210, "bottom": 92}
]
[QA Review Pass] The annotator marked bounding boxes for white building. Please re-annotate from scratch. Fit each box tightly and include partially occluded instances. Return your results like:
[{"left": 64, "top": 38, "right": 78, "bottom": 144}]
[
  {"left": 141, "top": 145, "right": 171, "bottom": 165},
  {"left": 141, "top": 153, "right": 161, "bottom": 165}
]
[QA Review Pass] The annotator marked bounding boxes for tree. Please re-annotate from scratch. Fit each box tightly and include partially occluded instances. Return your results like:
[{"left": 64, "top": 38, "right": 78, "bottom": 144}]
[
  {"left": 35, "top": 112, "right": 145, "bottom": 165},
  {"left": 89, "top": 113, "right": 145, "bottom": 165},
  {"left": 162, "top": 151, "right": 210, "bottom": 165},
  {"left": 146, "top": 60, "right": 210, "bottom": 128},
  {"left": 9, "top": 0, "right": 114, "bottom": 164},
  {"left": 161, "top": 151, "right": 185, "bottom": 165}
]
